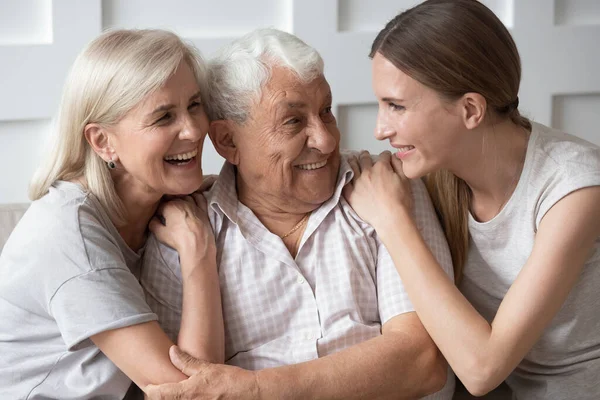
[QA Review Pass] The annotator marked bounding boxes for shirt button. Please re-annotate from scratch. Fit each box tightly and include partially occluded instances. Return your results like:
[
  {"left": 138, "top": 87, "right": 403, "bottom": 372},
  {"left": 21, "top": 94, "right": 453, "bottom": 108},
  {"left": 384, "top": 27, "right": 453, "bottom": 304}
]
[
  {"left": 297, "top": 276, "right": 305, "bottom": 284},
  {"left": 304, "top": 332, "right": 314, "bottom": 341}
]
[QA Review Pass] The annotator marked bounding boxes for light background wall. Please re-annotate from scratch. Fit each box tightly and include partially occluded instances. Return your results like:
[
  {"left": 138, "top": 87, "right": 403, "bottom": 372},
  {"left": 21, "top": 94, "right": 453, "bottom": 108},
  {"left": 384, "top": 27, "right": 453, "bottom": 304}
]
[{"left": 1, "top": 0, "right": 599, "bottom": 204}]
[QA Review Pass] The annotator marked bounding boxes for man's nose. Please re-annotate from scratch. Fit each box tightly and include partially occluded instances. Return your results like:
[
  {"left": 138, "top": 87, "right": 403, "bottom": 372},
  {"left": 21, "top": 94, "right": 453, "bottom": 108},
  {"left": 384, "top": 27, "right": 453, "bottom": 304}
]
[{"left": 308, "top": 120, "right": 337, "bottom": 154}]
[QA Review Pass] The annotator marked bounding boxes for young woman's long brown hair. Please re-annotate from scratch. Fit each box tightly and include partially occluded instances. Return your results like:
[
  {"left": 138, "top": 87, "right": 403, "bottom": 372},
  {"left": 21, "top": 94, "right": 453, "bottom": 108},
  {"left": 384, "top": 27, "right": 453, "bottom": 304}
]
[{"left": 370, "top": 0, "right": 531, "bottom": 282}]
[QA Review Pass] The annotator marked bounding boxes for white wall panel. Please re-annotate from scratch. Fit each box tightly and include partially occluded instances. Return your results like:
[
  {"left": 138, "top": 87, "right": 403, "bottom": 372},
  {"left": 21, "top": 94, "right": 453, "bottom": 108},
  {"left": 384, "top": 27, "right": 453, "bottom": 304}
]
[
  {"left": 555, "top": 0, "right": 600, "bottom": 26},
  {"left": 102, "top": 0, "right": 292, "bottom": 38},
  {"left": 0, "top": 120, "right": 52, "bottom": 203},
  {"left": 1, "top": 0, "right": 599, "bottom": 204},
  {"left": 0, "top": 0, "right": 53, "bottom": 45},
  {"left": 552, "top": 93, "right": 600, "bottom": 146},
  {"left": 338, "top": 104, "right": 390, "bottom": 154}
]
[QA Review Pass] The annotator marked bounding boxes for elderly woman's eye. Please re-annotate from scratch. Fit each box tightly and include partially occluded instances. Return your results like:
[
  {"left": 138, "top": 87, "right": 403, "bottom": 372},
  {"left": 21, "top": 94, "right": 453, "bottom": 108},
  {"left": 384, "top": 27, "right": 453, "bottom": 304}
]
[
  {"left": 189, "top": 101, "right": 201, "bottom": 111},
  {"left": 155, "top": 113, "right": 172, "bottom": 124}
]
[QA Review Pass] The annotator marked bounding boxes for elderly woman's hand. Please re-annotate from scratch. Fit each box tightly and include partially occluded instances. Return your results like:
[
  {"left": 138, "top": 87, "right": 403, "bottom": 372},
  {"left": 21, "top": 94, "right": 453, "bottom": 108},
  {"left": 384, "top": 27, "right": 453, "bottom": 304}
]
[
  {"left": 149, "top": 195, "right": 216, "bottom": 277},
  {"left": 343, "top": 150, "right": 414, "bottom": 232},
  {"left": 145, "top": 346, "right": 260, "bottom": 400}
]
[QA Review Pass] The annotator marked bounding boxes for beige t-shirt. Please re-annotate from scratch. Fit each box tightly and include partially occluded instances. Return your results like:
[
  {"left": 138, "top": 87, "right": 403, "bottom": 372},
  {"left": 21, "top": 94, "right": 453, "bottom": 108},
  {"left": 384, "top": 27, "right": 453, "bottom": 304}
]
[{"left": 461, "top": 122, "right": 600, "bottom": 399}]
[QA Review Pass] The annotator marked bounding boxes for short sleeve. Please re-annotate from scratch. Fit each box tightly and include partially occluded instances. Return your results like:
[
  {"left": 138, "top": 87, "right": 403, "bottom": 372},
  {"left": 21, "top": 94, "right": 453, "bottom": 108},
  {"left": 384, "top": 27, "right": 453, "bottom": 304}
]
[
  {"left": 376, "top": 178, "right": 454, "bottom": 325},
  {"left": 50, "top": 267, "right": 157, "bottom": 350},
  {"left": 536, "top": 170, "right": 600, "bottom": 229}
]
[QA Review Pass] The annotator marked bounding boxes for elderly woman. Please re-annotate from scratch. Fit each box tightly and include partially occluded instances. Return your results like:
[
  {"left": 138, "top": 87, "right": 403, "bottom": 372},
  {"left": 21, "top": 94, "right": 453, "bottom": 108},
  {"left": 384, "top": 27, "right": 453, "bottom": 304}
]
[
  {"left": 0, "top": 29, "right": 223, "bottom": 398},
  {"left": 142, "top": 28, "right": 454, "bottom": 400}
]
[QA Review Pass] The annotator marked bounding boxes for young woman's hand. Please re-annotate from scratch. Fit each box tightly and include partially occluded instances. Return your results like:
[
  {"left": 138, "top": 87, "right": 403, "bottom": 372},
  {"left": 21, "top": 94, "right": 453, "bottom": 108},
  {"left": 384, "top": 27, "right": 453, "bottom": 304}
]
[
  {"left": 149, "top": 195, "right": 216, "bottom": 277},
  {"left": 343, "top": 151, "right": 414, "bottom": 232}
]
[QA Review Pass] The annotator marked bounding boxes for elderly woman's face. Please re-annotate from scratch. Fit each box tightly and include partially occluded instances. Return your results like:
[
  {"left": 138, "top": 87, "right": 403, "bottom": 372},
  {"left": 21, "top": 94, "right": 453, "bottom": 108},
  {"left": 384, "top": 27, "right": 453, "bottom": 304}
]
[
  {"left": 108, "top": 62, "right": 208, "bottom": 196},
  {"left": 236, "top": 67, "right": 341, "bottom": 208}
]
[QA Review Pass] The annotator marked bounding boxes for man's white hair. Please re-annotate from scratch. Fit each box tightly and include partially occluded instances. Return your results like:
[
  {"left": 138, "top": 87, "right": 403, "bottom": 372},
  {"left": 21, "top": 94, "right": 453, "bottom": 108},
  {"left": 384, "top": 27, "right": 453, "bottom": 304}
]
[{"left": 206, "top": 28, "right": 324, "bottom": 123}]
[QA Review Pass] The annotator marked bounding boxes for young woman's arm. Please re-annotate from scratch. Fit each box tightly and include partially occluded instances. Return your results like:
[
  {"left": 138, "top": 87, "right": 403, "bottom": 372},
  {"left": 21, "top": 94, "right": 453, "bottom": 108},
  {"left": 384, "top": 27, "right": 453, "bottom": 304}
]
[
  {"left": 92, "top": 195, "right": 223, "bottom": 389},
  {"left": 344, "top": 151, "right": 600, "bottom": 396}
]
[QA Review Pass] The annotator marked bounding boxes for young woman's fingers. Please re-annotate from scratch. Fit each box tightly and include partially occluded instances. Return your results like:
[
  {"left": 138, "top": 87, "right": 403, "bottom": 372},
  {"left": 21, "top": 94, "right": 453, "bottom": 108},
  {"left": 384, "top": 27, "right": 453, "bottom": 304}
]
[
  {"left": 390, "top": 153, "right": 407, "bottom": 179},
  {"left": 347, "top": 155, "right": 361, "bottom": 181},
  {"left": 358, "top": 150, "right": 373, "bottom": 171}
]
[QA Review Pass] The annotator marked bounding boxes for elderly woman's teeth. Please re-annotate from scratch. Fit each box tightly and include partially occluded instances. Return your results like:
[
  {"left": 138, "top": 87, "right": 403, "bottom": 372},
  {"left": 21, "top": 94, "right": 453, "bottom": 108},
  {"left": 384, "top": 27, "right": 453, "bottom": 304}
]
[
  {"left": 297, "top": 160, "right": 327, "bottom": 170},
  {"left": 164, "top": 149, "right": 198, "bottom": 162}
]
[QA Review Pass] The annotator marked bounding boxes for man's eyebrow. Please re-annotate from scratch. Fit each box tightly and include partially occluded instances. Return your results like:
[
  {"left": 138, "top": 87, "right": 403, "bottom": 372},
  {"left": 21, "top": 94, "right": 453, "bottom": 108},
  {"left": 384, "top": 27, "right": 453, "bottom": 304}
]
[{"left": 285, "top": 101, "right": 308, "bottom": 109}]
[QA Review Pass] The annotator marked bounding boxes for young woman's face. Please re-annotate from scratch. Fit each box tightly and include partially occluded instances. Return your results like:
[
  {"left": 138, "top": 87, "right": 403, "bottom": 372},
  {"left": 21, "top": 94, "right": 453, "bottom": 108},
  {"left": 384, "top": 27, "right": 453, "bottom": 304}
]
[
  {"left": 371, "top": 52, "right": 465, "bottom": 179},
  {"left": 108, "top": 61, "right": 208, "bottom": 196}
]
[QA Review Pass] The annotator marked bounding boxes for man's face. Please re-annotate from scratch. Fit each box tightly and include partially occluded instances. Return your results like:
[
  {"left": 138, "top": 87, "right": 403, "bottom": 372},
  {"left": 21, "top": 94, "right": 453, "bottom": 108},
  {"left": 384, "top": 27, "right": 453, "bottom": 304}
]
[{"left": 234, "top": 67, "right": 341, "bottom": 211}]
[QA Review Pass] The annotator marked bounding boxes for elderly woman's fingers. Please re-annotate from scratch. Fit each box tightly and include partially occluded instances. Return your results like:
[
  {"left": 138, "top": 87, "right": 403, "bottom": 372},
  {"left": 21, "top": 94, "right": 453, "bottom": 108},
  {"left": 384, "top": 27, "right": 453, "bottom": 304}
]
[
  {"left": 190, "top": 192, "right": 208, "bottom": 211},
  {"left": 198, "top": 174, "right": 218, "bottom": 192}
]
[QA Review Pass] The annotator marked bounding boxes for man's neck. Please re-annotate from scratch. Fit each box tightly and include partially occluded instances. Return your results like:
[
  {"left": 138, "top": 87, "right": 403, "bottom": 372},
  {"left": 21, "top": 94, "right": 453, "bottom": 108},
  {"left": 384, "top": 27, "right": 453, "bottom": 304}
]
[{"left": 236, "top": 174, "right": 315, "bottom": 238}]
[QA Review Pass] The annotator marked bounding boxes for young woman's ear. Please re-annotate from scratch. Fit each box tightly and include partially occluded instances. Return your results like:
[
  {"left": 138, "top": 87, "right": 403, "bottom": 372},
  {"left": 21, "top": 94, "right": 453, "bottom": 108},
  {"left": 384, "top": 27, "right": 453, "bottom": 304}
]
[
  {"left": 84, "top": 123, "right": 118, "bottom": 164},
  {"left": 209, "top": 120, "right": 240, "bottom": 165},
  {"left": 460, "top": 92, "right": 487, "bottom": 130}
]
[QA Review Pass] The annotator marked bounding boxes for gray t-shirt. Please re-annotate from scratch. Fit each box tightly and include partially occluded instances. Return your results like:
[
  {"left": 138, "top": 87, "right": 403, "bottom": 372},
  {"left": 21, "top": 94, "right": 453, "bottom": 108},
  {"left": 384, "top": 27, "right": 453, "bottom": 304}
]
[
  {"left": 460, "top": 122, "right": 600, "bottom": 399},
  {"left": 0, "top": 181, "right": 157, "bottom": 399}
]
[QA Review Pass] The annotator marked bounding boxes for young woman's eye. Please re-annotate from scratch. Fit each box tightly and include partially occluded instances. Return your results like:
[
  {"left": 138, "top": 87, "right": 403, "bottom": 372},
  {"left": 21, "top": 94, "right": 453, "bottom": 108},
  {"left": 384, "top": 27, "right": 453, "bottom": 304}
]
[{"left": 388, "top": 102, "right": 405, "bottom": 111}]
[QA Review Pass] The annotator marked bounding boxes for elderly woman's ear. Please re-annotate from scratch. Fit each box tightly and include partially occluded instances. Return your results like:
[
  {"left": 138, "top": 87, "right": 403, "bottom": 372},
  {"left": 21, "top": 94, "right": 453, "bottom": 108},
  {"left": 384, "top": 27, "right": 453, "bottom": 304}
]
[
  {"left": 84, "top": 123, "right": 117, "bottom": 165},
  {"left": 209, "top": 120, "right": 240, "bottom": 165}
]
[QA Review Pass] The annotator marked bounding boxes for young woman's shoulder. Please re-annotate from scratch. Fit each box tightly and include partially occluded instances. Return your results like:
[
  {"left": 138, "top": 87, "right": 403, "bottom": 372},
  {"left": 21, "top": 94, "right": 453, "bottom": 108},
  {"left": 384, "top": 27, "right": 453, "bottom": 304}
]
[
  {"left": 528, "top": 123, "right": 600, "bottom": 227},
  {"left": 532, "top": 122, "right": 600, "bottom": 172}
]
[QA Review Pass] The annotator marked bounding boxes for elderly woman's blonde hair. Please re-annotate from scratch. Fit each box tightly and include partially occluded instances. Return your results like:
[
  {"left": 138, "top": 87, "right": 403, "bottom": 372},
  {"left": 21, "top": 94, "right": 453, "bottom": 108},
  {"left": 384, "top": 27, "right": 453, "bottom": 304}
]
[{"left": 29, "top": 29, "right": 206, "bottom": 226}]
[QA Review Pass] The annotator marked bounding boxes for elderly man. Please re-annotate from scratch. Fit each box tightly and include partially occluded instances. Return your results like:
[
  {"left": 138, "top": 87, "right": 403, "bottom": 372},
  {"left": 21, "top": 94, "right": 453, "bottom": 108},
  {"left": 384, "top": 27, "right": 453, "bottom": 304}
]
[{"left": 141, "top": 28, "right": 455, "bottom": 399}]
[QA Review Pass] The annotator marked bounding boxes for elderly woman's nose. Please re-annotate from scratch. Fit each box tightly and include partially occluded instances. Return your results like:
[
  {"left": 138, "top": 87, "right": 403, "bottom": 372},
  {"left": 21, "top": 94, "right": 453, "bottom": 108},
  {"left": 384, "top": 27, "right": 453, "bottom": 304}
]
[
  {"left": 179, "top": 115, "right": 205, "bottom": 141},
  {"left": 308, "top": 123, "right": 337, "bottom": 154}
]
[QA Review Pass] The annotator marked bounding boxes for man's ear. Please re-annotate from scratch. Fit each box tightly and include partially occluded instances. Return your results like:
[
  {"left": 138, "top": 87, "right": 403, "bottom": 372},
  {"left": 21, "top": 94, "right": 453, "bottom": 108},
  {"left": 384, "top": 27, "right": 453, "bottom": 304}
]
[
  {"left": 459, "top": 92, "right": 487, "bottom": 130},
  {"left": 209, "top": 120, "right": 240, "bottom": 165},
  {"left": 84, "top": 123, "right": 117, "bottom": 163}
]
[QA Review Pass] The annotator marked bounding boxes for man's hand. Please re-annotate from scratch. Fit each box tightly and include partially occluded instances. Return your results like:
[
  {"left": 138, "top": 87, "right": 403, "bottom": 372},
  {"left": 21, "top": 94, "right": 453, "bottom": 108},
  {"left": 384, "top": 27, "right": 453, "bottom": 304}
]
[{"left": 144, "top": 346, "right": 261, "bottom": 400}]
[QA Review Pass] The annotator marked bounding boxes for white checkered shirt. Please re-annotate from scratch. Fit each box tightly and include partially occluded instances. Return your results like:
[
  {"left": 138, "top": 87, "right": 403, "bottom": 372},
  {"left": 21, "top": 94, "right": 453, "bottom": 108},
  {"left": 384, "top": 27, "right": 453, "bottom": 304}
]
[{"left": 141, "top": 154, "right": 454, "bottom": 397}]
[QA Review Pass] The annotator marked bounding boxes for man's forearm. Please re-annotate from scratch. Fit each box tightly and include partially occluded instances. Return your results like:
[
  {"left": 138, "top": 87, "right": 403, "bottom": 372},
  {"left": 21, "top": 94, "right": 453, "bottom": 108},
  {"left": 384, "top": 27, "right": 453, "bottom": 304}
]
[{"left": 255, "top": 324, "right": 446, "bottom": 400}]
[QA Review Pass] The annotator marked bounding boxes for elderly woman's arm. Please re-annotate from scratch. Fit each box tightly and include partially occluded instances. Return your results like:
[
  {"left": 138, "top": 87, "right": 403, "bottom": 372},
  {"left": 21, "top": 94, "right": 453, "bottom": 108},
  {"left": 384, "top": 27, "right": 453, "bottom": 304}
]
[{"left": 91, "top": 195, "right": 223, "bottom": 390}]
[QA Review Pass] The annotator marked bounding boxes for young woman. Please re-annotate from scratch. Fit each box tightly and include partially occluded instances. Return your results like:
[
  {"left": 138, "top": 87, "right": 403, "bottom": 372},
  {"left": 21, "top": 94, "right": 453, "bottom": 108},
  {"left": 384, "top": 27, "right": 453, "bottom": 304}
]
[
  {"left": 344, "top": 1, "right": 600, "bottom": 398},
  {"left": 0, "top": 29, "right": 223, "bottom": 398}
]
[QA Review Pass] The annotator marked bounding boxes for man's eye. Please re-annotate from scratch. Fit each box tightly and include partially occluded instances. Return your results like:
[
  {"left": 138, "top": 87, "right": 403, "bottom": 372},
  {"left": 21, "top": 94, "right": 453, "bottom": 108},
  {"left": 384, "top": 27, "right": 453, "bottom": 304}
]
[
  {"left": 388, "top": 102, "right": 405, "bottom": 111},
  {"left": 323, "top": 106, "right": 332, "bottom": 114},
  {"left": 189, "top": 101, "right": 201, "bottom": 111},
  {"left": 285, "top": 118, "right": 301, "bottom": 125}
]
